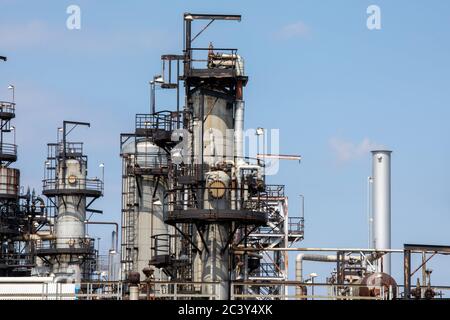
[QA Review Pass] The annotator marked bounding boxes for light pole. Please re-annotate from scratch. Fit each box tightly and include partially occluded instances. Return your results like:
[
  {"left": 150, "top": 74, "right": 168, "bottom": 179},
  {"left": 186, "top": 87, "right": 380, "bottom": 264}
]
[
  {"left": 149, "top": 80, "right": 155, "bottom": 114},
  {"left": 10, "top": 126, "right": 15, "bottom": 146},
  {"left": 308, "top": 273, "right": 318, "bottom": 300},
  {"left": 108, "top": 230, "right": 117, "bottom": 282},
  {"left": 367, "top": 176, "right": 373, "bottom": 249},
  {"left": 97, "top": 237, "right": 101, "bottom": 277},
  {"left": 99, "top": 163, "right": 105, "bottom": 189},
  {"left": 57, "top": 127, "right": 63, "bottom": 143},
  {"left": 256, "top": 127, "right": 265, "bottom": 168},
  {"left": 8, "top": 85, "right": 15, "bottom": 103},
  {"left": 299, "top": 194, "right": 305, "bottom": 235},
  {"left": 44, "top": 160, "right": 50, "bottom": 181},
  {"left": 150, "top": 75, "right": 164, "bottom": 114}
]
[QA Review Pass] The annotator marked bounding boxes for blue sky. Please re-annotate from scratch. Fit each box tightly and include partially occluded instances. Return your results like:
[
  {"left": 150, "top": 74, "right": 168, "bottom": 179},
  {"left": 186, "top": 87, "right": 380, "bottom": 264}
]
[{"left": 1, "top": 0, "right": 450, "bottom": 289}]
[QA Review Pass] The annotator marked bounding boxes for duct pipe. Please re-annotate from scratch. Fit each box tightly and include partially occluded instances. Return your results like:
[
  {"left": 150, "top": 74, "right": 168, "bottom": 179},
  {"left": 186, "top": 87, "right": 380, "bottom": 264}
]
[
  {"left": 371, "top": 150, "right": 392, "bottom": 274},
  {"left": 234, "top": 100, "right": 244, "bottom": 163},
  {"left": 295, "top": 254, "right": 361, "bottom": 297}
]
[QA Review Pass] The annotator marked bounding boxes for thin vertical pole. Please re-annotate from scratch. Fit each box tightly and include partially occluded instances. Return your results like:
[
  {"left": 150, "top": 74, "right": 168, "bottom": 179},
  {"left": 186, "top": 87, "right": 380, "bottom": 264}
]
[{"left": 404, "top": 249, "right": 411, "bottom": 299}]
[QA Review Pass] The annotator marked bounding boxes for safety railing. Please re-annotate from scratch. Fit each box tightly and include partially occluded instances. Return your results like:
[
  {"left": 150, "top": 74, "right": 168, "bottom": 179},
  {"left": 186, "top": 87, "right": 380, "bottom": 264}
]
[
  {"left": 151, "top": 233, "right": 184, "bottom": 257},
  {"left": 133, "top": 152, "right": 169, "bottom": 169},
  {"left": 288, "top": 217, "right": 304, "bottom": 235},
  {"left": 136, "top": 111, "right": 180, "bottom": 132},
  {"left": 35, "top": 237, "right": 95, "bottom": 251},
  {"left": 0, "top": 253, "right": 33, "bottom": 267},
  {"left": 55, "top": 142, "right": 84, "bottom": 156},
  {"left": 255, "top": 263, "right": 280, "bottom": 278},
  {"left": 139, "top": 281, "right": 221, "bottom": 300},
  {"left": 165, "top": 186, "right": 270, "bottom": 214},
  {"left": 231, "top": 282, "right": 396, "bottom": 300},
  {"left": 42, "top": 178, "right": 103, "bottom": 193},
  {"left": 0, "top": 143, "right": 17, "bottom": 158},
  {"left": 0, "top": 101, "right": 15, "bottom": 114},
  {"left": 151, "top": 234, "right": 170, "bottom": 256},
  {"left": 0, "top": 280, "right": 448, "bottom": 300},
  {"left": 0, "top": 281, "right": 123, "bottom": 300},
  {"left": 171, "top": 156, "right": 265, "bottom": 181}
]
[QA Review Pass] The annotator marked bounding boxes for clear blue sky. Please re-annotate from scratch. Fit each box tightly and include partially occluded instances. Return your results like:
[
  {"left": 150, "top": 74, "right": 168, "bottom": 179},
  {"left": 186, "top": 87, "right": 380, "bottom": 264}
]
[{"left": 1, "top": 0, "right": 450, "bottom": 288}]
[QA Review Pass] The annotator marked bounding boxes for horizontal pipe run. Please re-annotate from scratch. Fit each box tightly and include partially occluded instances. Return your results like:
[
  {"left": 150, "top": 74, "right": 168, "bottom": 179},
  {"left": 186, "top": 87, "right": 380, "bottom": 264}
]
[
  {"left": 233, "top": 247, "right": 403, "bottom": 253},
  {"left": 85, "top": 221, "right": 119, "bottom": 253}
]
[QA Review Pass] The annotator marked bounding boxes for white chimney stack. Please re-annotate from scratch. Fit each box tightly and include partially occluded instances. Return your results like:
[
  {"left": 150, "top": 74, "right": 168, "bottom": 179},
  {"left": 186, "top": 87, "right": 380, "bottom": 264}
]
[{"left": 371, "top": 150, "right": 392, "bottom": 274}]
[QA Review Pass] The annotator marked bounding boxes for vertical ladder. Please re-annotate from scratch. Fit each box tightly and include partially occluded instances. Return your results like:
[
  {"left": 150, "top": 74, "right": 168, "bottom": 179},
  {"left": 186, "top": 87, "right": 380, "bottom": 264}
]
[{"left": 122, "top": 161, "right": 139, "bottom": 275}]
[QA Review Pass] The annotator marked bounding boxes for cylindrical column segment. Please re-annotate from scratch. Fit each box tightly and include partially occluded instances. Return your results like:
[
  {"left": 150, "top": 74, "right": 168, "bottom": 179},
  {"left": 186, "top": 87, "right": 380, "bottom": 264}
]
[{"left": 371, "top": 150, "right": 392, "bottom": 275}]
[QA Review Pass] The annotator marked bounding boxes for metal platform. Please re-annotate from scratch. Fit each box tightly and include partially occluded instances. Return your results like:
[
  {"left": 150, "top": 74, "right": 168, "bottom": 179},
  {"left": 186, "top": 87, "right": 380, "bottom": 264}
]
[
  {"left": 165, "top": 209, "right": 267, "bottom": 225},
  {"left": 149, "top": 254, "right": 189, "bottom": 269},
  {"left": 42, "top": 178, "right": 103, "bottom": 197},
  {"left": 35, "top": 247, "right": 94, "bottom": 256},
  {"left": 130, "top": 166, "right": 169, "bottom": 176},
  {"left": 0, "top": 101, "right": 15, "bottom": 119},
  {"left": 42, "top": 188, "right": 102, "bottom": 197},
  {"left": 0, "top": 143, "right": 17, "bottom": 162}
]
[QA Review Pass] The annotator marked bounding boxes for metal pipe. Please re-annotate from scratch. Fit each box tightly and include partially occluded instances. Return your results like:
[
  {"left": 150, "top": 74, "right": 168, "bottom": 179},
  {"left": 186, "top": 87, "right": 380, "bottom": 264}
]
[
  {"left": 234, "top": 100, "right": 244, "bottom": 163},
  {"left": 85, "top": 221, "right": 119, "bottom": 253},
  {"left": 235, "top": 247, "right": 403, "bottom": 252},
  {"left": 371, "top": 150, "right": 392, "bottom": 274},
  {"left": 295, "top": 254, "right": 361, "bottom": 296}
]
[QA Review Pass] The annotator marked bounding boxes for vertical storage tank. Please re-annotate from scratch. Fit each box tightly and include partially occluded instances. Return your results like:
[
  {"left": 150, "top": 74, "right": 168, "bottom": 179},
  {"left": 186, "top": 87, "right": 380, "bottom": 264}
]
[{"left": 120, "top": 138, "right": 170, "bottom": 280}]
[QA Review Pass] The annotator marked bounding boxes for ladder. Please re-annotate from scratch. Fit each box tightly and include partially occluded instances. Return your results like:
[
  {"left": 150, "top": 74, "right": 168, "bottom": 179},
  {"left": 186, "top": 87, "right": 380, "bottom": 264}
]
[{"left": 121, "top": 162, "right": 139, "bottom": 275}]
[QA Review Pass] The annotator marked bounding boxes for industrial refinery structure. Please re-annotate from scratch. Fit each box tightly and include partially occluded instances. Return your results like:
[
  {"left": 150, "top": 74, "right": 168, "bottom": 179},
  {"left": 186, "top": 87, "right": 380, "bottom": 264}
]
[{"left": 0, "top": 13, "right": 449, "bottom": 300}]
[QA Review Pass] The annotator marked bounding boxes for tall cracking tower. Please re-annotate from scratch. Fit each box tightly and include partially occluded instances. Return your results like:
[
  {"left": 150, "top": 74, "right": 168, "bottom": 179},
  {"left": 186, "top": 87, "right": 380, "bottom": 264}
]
[
  {"left": 121, "top": 13, "right": 303, "bottom": 300},
  {"left": 163, "top": 14, "right": 268, "bottom": 300},
  {"left": 37, "top": 121, "right": 103, "bottom": 282}
]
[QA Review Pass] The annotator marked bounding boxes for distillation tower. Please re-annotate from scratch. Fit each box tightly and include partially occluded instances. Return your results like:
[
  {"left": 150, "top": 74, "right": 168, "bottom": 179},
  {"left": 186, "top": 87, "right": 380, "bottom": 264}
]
[
  {"left": 0, "top": 90, "right": 47, "bottom": 276},
  {"left": 37, "top": 121, "right": 103, "bottom": 282},
  {"left": 120, "top": 13, "right": 304, "bottom": 299}
]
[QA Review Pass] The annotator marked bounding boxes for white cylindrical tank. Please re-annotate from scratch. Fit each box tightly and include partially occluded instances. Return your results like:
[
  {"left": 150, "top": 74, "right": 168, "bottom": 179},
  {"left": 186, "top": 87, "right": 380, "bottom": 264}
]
[
  {"left": 192, "top": 92, "right": 235, "bottom": 299},
  {"left": 371, "top": 150, "right": 392, "bottom": 275},
  {"left": 52, "top": 158, "right": 88, "bottom": 282},
  {"left": 192, "top": 93, "right": 234, "bottom": 165},
  {"left": 55, "top": 159, "right": 86, "bottom": 246},
  {"left": 136, "top": 140, "right": 169, "bottom": 280},
  {"left": 122, "top": 139, "right": 170, "bottom": 280},
  {"left": 234, "top": 100, "right": 244, "bottom": 163},
  {"left": 135, "top": 139, "right": 168, "bottom": 169}
]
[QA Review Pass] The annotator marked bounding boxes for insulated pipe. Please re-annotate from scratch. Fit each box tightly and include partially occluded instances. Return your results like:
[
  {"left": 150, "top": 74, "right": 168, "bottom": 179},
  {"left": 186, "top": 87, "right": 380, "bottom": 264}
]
[
  {"left": 295, "top": 254, "right": 361, "bottom": 296},
  {"left": 234, "top": 100, "right": 244, "bottom": 163},
  {"left": 371, "top": 150, "right": 392, "bottom": 274}
]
